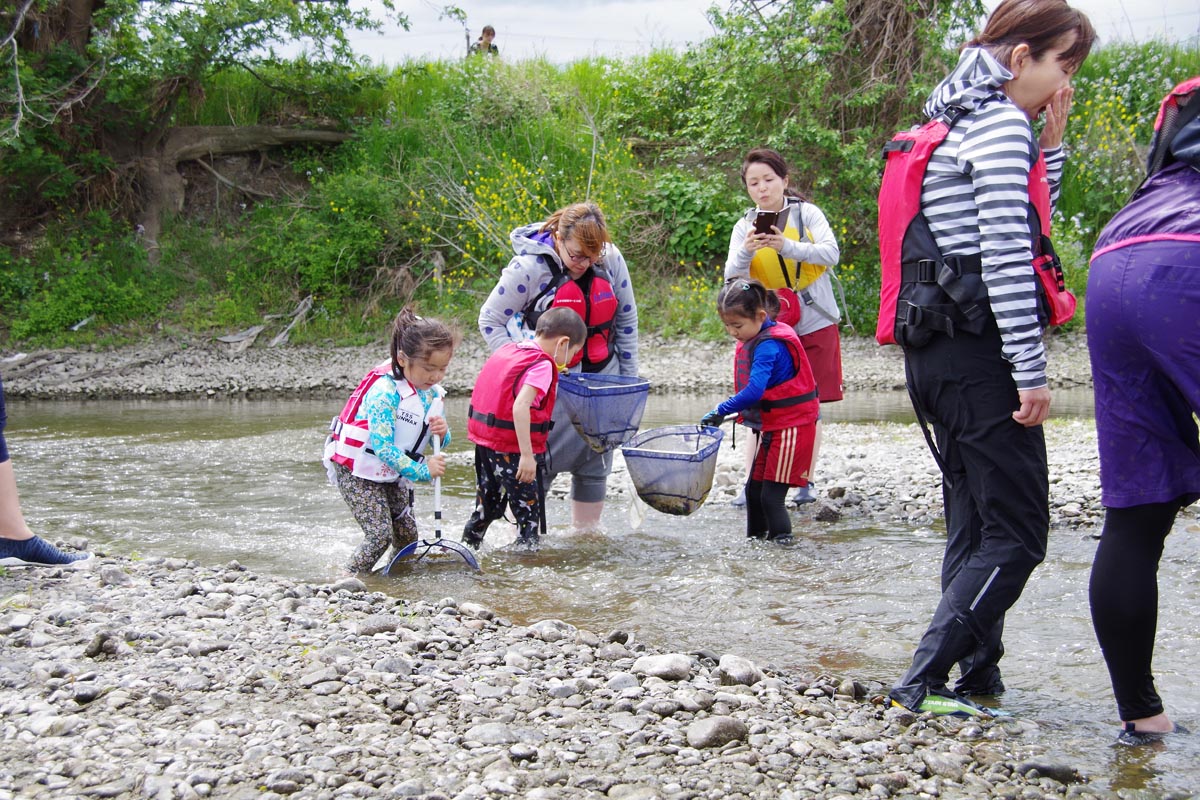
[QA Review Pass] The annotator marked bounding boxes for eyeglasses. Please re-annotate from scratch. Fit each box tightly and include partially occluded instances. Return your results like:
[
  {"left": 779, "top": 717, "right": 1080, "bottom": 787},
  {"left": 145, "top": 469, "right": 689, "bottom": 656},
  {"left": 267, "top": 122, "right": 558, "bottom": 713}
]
[{"left": 561, "top": 241, "right": 598, "bottom": 266}]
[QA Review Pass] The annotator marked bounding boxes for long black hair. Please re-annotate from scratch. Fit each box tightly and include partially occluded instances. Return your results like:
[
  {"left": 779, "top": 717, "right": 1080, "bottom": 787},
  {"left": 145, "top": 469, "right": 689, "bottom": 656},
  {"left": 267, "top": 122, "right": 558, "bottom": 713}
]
[{"left": 389, "top": 308, "right": 458, "bottom": 380}]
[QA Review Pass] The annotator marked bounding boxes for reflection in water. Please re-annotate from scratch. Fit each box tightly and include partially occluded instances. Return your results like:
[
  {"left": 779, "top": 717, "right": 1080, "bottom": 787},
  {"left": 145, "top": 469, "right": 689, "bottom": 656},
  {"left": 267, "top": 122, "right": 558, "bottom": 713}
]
[{"left": 4, "top": 394, "right": 1198, "bottom": 794}]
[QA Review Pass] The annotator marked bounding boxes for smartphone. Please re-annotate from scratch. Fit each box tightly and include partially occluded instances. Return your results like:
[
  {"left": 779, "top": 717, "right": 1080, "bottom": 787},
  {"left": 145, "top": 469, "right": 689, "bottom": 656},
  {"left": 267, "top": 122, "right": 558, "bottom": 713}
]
[{"left": 753, "top": 210, "right": 780, "bottom": 235}]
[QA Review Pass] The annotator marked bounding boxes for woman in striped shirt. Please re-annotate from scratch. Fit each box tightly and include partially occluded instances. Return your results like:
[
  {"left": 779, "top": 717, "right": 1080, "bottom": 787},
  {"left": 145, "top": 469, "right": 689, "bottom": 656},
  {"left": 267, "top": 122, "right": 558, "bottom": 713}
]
[{"left": 887, "top": 0, "right": 1095, "bottom": 717}]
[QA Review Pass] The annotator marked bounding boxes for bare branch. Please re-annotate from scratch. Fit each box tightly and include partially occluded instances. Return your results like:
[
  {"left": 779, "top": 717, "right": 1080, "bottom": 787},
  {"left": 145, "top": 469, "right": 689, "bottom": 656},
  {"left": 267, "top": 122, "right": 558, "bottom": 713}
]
[
  {"left": 0, "top": 0, "right": 37, "bottom": 142},
  {"left": 1, "top": 41, "right": 24, "bottom": 142},
  {"left": 194, "top": 157, "right": 277, "bottom": 198}
]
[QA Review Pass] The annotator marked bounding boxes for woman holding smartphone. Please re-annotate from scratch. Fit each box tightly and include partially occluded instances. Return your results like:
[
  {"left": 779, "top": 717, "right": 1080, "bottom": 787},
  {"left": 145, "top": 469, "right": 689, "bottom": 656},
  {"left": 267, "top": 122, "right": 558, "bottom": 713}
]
[
  {"left": 478, "top": 201, "right": 639, "bottom": 532},
  {"left": 724, "top": 147, "right": 841, "bottom": 508}
]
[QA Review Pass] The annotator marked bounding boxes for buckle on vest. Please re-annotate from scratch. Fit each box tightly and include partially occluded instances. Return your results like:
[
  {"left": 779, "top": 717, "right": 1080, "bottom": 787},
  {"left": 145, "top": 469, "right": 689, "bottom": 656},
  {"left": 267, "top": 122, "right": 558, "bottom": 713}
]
[
  {"left": 915, "top": 260, "right": 938, "bottom": 283},
  {"left": 903, "top": 302, "right": 924, "bottom": 327},
  {"left": 1043, "top": 254, "right": 1067, "bottom": 291}
]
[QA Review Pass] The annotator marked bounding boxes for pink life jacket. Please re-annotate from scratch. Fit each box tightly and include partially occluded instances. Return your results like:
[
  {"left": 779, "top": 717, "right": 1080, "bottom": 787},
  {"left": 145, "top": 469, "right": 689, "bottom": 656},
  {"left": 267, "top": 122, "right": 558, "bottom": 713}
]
[
  {"left": 875, "top": 106, "right": 1075, "bottom": 348},
  {"left": 467, "top": 342, "right": 558, "bottom": 454},
  {"left": 324, "top": 361, "right": 440, "bottom": 482}
]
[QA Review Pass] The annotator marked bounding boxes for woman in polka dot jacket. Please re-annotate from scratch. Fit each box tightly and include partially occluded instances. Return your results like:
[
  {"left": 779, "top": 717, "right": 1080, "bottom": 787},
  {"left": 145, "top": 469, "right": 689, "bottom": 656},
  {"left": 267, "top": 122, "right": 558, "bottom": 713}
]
[{"left": 477, "top": 201, "right": 640, "bottom": 531}]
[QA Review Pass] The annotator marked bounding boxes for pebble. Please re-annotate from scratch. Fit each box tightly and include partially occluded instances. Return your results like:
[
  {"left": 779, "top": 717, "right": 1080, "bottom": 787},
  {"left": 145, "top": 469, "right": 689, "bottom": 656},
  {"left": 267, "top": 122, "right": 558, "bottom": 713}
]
[
  {"left": 0, "top": 558, "right": 1113, "bottom": 799},
  {"left": 0, "top": 332, "right": 1120, "bottom": 797}
]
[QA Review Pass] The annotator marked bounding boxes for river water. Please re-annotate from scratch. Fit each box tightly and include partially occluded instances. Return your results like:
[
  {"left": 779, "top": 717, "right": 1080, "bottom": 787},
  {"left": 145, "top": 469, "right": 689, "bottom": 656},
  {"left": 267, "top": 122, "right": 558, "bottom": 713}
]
[{"left": 6, "top": 393, "right": 1198, "bottom": 795}]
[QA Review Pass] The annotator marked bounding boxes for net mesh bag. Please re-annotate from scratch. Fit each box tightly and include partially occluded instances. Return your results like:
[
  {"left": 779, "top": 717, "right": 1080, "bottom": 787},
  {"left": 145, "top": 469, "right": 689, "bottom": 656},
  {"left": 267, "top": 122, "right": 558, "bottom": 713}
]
[
  {"left": 621, "top": 425, "right": 724, "bottom": 516},
  {"left": 556, "top": 373, "right": 650, "bottom": 453}
]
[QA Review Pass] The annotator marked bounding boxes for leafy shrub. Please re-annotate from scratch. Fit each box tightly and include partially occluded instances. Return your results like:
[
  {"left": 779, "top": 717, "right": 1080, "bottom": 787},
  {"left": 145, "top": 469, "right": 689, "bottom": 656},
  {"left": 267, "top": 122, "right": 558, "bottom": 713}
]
[
  {"left": 647, "top": 172, "right": 744, "bottom": 267},
  {"left": 249, "top": 170, "right": 393, "bottom": 300},
  {"left": 3, "top": 213, "right": 175, "bottom": 343},
  {"left": 1058, "top": 42, "right": 1200, "bottom": 251},
  {"left": 639, "top": 265, "right": 727, "bottom": 341}
]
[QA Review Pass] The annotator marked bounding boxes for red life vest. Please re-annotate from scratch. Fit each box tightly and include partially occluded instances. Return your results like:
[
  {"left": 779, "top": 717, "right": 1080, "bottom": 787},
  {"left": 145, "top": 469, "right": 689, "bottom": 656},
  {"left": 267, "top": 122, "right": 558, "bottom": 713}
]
[
  {"left": 733, "top": 322, "right": 819, "bottom": 432},
  {"left": 526, "top": 266, "right": 618, "bottom": 372},
  {"left": 875, "top": 106, "right": 1075, "bottom": 348},
  {"left": 324, "top": 361, "right": 440, "bottom": 482},
  {"left": 467, "top": 342, "right": 558, "bottom": 454}
]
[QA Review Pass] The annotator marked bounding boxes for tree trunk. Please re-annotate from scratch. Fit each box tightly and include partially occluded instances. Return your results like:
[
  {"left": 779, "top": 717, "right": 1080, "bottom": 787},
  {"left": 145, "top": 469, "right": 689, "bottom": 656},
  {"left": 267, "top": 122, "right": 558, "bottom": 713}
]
[
  {"left": 134, "top": 125, "right": 352, "bottom": 258},
  {"left": 17, "top": 0, "right": 104, "bottom": 55}
]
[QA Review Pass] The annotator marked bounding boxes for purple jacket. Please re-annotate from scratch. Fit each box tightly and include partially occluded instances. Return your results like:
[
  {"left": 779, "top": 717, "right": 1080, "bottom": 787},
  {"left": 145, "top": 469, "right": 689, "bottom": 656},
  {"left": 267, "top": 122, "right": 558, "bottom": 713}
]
[{"left": 1092, "top": 162, "right": 1200, "bottom": 261}]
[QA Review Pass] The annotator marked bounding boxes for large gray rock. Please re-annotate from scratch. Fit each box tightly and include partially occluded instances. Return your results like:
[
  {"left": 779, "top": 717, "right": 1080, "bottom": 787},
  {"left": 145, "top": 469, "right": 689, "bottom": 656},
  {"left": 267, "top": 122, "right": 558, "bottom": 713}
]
[
  {"left": 714, "top": 654, "right": 763, "bottom": 686},
  {"left": 631, "top": 653, "right": 692, "bottom": 681},
  {"left": 686, "top": 716, "right": 749, "bottom": 749}
]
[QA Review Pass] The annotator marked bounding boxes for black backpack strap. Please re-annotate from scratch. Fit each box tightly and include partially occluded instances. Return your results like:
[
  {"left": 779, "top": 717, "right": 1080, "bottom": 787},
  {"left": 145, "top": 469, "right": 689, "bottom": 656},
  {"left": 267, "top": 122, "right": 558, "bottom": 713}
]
[
  {"left": 523, "top": 255, "right": 568, "bottom": 328},
  {"left": 1148, "top": 88, "right": 1200, "bottom": 175}
]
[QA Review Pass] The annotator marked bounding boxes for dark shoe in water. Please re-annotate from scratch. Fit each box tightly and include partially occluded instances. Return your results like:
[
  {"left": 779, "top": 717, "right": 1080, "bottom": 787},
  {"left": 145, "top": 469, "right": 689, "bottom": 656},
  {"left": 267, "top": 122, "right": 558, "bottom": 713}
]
[
  {"left": 955, "top": 678, "right": 1006, "bottom": 697},
  {"left": 0, "top": 535, "right": 90, "bottom": 567},
  {"left": 513, "top": 535, "right": 540, "bottom": 552},
  {"left": 1116, "top": 721, "right": 1190, "bottom": 746},
  {"left": 462, "top": 519, "right": 485, "bottom": 549}
]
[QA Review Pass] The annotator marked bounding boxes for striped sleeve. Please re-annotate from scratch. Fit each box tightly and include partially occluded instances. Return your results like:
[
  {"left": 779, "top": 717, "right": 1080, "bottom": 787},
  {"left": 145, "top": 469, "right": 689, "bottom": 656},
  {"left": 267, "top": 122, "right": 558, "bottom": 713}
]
[
  {"left": 1043, "top": 146, "right": 1064, "bottom": 208},
  {"left": 923, "top": 101, "right": 1047, "bottom": 390}
]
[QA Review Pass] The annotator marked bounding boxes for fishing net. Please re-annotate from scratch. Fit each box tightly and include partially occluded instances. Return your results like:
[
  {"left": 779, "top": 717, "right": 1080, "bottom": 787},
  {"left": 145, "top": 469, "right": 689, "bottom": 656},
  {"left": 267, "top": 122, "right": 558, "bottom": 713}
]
[
  {"left": 556, "top": 373, "right": 650, "bottom": 453},
  {"left": 621, "top": 425, "right": 724, "bottom": 516}
]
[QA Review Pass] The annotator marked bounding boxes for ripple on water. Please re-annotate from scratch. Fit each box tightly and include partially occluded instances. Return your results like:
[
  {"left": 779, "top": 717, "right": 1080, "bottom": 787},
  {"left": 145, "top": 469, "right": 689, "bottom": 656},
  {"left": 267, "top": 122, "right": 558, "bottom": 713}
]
[{"left": 6, "top": 396, "right": 1199, "bottom": 794}]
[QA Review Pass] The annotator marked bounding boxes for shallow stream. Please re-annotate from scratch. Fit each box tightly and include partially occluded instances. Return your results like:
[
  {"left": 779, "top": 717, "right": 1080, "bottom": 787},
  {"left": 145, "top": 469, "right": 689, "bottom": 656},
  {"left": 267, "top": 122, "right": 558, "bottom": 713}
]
[{"left": 6, "top": 393, "right": 1198, "bottom": 795}]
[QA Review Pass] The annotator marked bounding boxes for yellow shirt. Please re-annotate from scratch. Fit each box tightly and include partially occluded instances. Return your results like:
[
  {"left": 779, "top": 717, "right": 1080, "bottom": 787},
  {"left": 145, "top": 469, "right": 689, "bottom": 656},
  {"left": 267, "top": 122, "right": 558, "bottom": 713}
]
[{"left": 749, "top": 204, "right": 826, "bottom": 290}]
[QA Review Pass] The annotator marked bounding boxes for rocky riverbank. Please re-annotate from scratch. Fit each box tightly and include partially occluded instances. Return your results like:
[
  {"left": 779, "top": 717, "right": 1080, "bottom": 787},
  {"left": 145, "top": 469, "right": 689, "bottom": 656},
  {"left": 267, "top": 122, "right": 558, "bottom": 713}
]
[
  {"left": 2, "top": 557, "right": 1111, "bottom": 800},
  {"left": 0, "top": 328, "right": 1094, "bottom": 400},
  {"left": 0, "top": 330, "right": 1150, "bottom": 799}
]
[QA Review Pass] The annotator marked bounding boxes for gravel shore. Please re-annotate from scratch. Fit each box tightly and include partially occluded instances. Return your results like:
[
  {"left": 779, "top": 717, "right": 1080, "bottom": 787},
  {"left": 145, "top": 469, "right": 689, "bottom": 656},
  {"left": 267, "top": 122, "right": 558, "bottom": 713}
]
[
  {"left": 2, "top": 557, "right": 1108, "bottom": 800},
  {"left": 1, "top": 331, "right": 1140, "bottom": 799},
  {"left": 0, "top": 328, "right": 1094, "bottom": 400}
]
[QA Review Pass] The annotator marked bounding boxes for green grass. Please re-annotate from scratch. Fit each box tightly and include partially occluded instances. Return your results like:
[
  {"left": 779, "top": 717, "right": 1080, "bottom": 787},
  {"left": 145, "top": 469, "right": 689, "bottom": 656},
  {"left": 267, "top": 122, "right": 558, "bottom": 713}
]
[{"left": 4, "top": 38, "right": 1195, "bottom": 349}]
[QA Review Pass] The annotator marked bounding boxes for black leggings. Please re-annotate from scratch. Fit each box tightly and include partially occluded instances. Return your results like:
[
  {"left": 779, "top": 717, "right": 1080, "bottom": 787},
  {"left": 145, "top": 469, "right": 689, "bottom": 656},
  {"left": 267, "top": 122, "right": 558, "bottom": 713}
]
[
  {"left": 746, "top": 479, "right": 791, "bottom": 540},
  {"left": 1089, "top": 499, "right": 1184, "bottom": 721}
]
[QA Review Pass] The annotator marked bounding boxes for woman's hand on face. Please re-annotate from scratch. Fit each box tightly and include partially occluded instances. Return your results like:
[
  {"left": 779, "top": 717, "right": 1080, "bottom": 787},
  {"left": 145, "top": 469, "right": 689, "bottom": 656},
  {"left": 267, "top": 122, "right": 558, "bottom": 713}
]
[{"left": 1039, "top": 87, "right": 1074, "bottom": 150}]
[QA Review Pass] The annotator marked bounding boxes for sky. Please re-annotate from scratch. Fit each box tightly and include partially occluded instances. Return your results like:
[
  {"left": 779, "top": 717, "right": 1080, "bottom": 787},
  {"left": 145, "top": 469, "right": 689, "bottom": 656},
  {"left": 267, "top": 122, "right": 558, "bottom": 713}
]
[{"left": 338, "top": 0, "right": 1200, "bottom": 66}]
